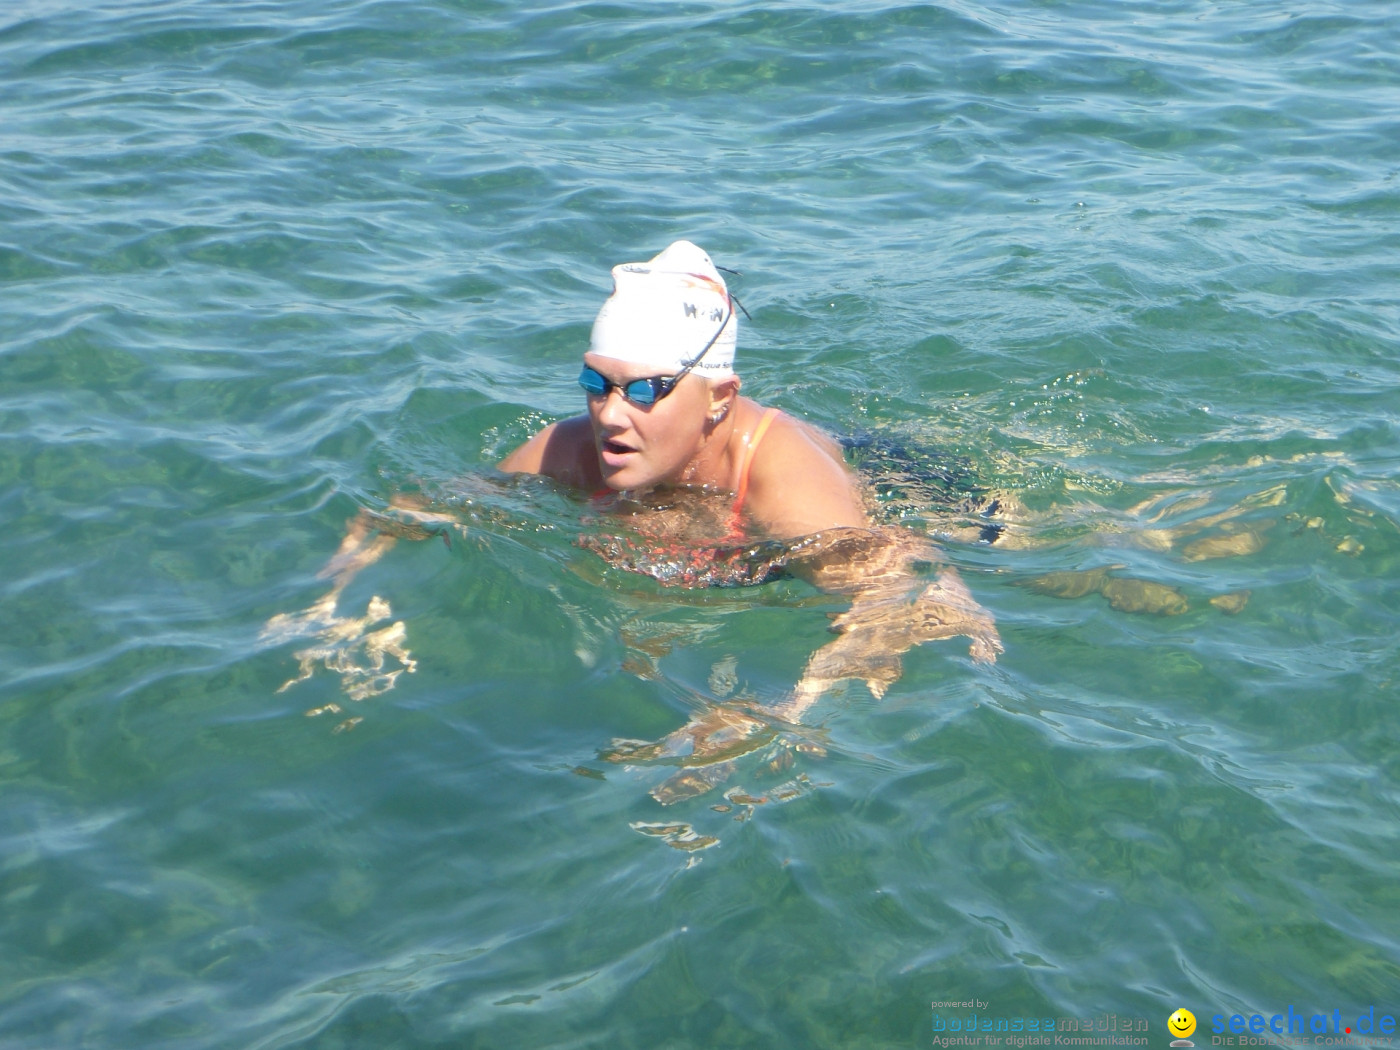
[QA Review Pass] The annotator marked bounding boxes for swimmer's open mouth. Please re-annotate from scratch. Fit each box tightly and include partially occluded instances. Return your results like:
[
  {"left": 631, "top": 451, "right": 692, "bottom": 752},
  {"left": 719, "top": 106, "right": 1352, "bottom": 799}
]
[{"left": 602, "top": 439, "right": 636, "bottom": 456}]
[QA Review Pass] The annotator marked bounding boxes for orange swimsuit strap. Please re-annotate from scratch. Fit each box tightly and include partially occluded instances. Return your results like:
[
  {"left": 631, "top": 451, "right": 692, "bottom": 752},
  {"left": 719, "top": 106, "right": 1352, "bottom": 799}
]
[{"left": 729, "top": 407, "right": 781, "bottom": 530}]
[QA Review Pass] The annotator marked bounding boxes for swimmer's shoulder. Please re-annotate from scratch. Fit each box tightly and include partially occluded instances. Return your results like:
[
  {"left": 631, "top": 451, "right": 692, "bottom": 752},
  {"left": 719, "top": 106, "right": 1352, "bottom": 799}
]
[
  {"left": 499, "top": 414, "right": 602, "bottom": 489},
  {"left": 743, "top": 406, "right": 867, "bottom": 537}
]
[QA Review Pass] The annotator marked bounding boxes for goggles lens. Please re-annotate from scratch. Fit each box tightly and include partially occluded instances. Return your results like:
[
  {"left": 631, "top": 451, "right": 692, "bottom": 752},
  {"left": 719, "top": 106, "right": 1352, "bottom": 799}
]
[{"left": 578, "top": 366, "right": 671, "bottom": 406}]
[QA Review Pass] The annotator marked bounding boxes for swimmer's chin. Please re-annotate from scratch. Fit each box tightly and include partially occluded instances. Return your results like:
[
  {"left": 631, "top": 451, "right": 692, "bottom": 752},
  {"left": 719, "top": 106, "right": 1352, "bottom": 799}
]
[
  {"left": 595, "top": 473, "right": 665, "bottom": 500},
  {"left": 594, "top": 462, "right": 647, "bottom": 492},
  {"left": 594, "top": 455, "right": 673, "bottom": 495}
]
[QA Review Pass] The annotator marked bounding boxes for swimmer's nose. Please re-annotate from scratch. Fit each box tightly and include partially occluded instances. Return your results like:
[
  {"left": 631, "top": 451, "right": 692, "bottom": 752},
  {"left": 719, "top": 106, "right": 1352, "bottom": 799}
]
[{"left": 595, "top": 387, "right": 631, "bottom": 428}]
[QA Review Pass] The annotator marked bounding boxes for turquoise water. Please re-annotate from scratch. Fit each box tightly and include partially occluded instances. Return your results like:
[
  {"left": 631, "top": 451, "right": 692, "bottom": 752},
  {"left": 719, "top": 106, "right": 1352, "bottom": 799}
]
[{"left": 3, "top": 1, "right": 1399, "bottom": 1046}]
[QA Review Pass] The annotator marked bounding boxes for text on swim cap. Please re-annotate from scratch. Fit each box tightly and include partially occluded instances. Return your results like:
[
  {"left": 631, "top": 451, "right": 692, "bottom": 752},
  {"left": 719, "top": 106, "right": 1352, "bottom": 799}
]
[{"left": 681, "top": 302, "right": 725, "bottom": 321}]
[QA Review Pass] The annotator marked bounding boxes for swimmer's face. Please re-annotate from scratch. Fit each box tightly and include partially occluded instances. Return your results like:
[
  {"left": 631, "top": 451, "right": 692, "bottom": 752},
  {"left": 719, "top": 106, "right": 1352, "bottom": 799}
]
[{"left": 583, "top": 353, "right": 711, "bottom": 490}]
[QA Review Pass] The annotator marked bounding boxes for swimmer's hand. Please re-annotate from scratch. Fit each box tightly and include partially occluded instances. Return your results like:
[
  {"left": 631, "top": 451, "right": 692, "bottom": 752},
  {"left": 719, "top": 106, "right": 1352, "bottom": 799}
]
[
  {"left": 780, "top": 566, "right": 1001, "bottom": 719},
  {"left": 601, "top": 701, "right": 828, "bottom": 805},
  {"left": 601, "top": 702, "right": 776, "bottom": 768}
]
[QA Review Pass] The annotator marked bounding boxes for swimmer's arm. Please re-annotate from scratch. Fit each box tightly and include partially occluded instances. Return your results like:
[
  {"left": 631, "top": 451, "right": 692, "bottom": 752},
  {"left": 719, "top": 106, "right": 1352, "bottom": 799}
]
[
  {"left": 737, "top": 420, "right": 999, "bottom": 714},
  {"left": 262, "top": 494, "right": 461, "bottom": 644},
  {"left": 318, "top": 494, "right": 463, "bottom": 595},
  {"left": 638, "top": 528, "right": 999, "bottom": 759},
  {"left": 498, "top": 414, "right": 601, "bottom": 489}
]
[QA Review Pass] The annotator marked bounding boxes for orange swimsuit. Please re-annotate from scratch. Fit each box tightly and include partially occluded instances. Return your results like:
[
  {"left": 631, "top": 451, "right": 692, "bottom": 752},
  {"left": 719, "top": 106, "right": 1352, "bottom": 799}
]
[{"left": 580, "top": 408, "right": 787, "bottom": 587}]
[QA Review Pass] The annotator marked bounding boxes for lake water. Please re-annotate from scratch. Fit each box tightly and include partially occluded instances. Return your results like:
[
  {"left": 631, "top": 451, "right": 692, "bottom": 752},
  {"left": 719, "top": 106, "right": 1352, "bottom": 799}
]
[{"left": 3, "top": 1, "right": 1398, "bottom": 1047}]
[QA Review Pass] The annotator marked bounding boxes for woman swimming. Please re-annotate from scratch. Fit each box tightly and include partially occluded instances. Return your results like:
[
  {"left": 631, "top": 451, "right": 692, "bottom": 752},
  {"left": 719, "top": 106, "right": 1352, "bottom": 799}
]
[{"left": 498, "top": 240, "right": 1001, "bottom": 720}]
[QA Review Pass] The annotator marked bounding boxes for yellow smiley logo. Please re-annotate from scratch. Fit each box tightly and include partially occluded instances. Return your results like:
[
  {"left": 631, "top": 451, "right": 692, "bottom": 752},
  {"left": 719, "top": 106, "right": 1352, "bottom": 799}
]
[{"left": 1169, "top": 1009, "right": 1197, "bottom": 1039}]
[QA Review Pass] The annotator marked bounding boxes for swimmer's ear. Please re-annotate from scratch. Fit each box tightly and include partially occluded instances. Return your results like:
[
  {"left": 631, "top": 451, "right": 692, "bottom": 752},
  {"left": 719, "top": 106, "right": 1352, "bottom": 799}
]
[{"left": 705, "top": 376, "right": 740, "bottom": 419}]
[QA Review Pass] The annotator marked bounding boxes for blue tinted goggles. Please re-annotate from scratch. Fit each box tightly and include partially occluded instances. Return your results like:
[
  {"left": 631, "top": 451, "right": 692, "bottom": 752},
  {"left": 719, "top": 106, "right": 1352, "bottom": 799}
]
[{"left": 577, "top": 366, "right": 679, "bottom": 406}]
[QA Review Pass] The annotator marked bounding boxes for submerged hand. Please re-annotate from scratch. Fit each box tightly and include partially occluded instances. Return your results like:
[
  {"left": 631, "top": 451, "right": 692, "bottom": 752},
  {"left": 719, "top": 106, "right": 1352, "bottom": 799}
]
[
  {"left": 602, "top": 702, "right": 776, "bottom": 767},
  {"left": 785, "top": 567, "right": 1001, "bottom": 715},
  {"left": 260, "top": 501, "right": 462, "bottom": 713}
]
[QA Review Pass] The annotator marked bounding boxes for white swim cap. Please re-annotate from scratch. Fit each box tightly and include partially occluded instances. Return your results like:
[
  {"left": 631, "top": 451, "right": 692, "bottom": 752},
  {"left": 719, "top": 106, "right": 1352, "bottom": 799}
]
[{"left": 588, "top": 240, "right": 737, "bottom": 379}]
